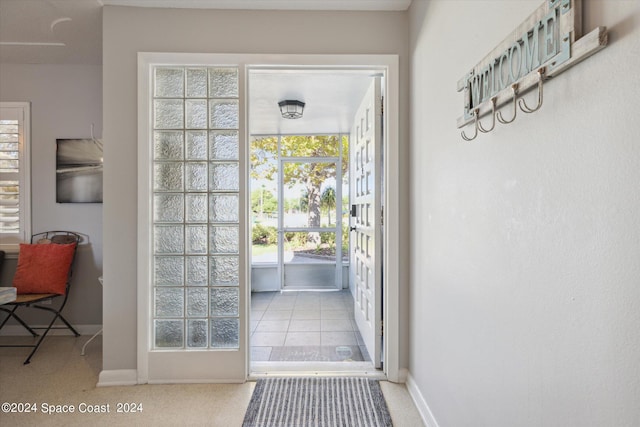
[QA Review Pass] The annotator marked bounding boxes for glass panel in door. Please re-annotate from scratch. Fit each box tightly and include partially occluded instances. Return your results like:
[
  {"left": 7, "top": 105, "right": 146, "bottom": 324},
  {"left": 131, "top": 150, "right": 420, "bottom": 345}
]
[{"left": 281, "top": 160, "right": 341, "bottom": 289}]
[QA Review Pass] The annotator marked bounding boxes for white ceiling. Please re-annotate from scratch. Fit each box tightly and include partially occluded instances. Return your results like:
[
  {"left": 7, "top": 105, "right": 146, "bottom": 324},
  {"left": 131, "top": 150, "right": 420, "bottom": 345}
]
[
  {"left": 249, "top": 69, "right": 378, "bottom": 135},
  {"left": 0, "top": 0, "right": 400, "bottom": 134},
  {"left": 0, "top": 0, "right": 103, "bottom": 64}
]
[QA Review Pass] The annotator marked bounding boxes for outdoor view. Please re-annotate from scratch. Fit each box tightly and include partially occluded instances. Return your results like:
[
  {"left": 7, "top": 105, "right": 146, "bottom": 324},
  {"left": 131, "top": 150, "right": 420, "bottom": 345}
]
[{"left": 250, "top": 135, "right": 350, "bottom": 264}]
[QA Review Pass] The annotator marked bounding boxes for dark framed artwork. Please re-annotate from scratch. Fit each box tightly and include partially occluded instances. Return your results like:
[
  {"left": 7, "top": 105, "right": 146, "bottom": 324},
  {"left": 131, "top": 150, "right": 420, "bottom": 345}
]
[{"left": 56, "top": 138, "right": 103, "bottom": 203}]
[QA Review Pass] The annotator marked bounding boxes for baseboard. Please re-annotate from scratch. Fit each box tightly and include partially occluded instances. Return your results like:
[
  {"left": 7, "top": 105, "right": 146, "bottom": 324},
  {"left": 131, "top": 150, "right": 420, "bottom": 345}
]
[
  {"left": 97, "top": 369, "right": 138, "bottom": 387},
  {"left": 406, "top": 372, "right": 440, "bottom": 427},
  {"left": 0, "top": 324, "right": 102, "bottom": 336}
]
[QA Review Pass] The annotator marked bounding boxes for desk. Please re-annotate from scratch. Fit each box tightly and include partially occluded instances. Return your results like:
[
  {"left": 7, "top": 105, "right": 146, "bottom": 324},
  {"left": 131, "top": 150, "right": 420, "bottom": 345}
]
[{"left": 0, "top": 287, "right": 17, "bottom": 305}]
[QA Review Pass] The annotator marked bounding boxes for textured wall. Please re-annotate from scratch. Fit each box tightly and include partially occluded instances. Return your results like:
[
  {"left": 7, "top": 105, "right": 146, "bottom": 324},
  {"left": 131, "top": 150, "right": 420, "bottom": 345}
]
[{"left": 409, "top": 1, "right": 640, "bottom": 426}]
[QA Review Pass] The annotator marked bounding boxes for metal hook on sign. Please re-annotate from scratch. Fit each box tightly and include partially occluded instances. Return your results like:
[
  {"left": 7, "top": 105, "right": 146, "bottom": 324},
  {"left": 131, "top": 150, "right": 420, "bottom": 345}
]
[
  {"left": 478, "top": 97, "right": 497, "bottom": 133},
  {"left": 497, "top": 84, "right": 519, "bottom": 124},
  {"left": 519, "top": 67, "right": 546, "bottom": 113},
  {"left": 461, "top": 108, "right": 479, "bottom": 141}
]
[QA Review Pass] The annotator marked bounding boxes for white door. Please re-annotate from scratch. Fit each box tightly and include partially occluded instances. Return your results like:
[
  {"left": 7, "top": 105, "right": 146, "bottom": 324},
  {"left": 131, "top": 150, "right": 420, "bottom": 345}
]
[{"left": 350, "top": 78, "right": 383, "bottom": 368}]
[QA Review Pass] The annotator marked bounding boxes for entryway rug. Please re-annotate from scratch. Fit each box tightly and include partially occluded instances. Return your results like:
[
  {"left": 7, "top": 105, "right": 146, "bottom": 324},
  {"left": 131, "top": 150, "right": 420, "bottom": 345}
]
[{"left": 242, "top": 377, "right": 393, "bottom": 427}]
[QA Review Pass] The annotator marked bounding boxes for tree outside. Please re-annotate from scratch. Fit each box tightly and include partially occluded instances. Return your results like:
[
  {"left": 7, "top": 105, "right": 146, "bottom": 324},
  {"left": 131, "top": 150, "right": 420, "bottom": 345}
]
[{"left": 250, "top": 135, "right": 349, "bottom": 261}]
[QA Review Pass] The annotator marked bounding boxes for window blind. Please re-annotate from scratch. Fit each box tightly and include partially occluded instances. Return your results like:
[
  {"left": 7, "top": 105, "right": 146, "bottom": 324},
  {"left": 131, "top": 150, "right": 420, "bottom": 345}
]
[{"left": 0, "top": 119, "right": 20, "bottom": 235}]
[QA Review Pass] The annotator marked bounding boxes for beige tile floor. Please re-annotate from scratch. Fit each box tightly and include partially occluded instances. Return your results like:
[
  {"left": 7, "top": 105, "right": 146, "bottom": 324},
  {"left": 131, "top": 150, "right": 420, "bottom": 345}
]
[{"left": 251, "top": 290, "right": 371, "bottom": 363}]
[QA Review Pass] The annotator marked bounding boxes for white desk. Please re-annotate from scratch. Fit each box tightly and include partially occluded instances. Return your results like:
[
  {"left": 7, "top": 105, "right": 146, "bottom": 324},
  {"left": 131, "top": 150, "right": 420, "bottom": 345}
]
[{"left": 0, "top": 287, "right": 17, "bottom": 305}]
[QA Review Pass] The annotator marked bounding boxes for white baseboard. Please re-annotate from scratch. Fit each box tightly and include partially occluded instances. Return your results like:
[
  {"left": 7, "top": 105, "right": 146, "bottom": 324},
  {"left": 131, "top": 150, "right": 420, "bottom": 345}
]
[
  {"left": 0, "top": 324, "right": 102, "bottom": 336},
  {"left": 97, "top": 369, "right": 138, "bottom": 387},
  {"left": 406, "top": 372, "right": 440, "bottom": 427}
]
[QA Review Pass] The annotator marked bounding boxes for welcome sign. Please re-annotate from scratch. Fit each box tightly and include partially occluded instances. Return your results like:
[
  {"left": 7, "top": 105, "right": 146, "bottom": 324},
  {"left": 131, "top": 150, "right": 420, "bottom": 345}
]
[{"left": 457, "top": 0, "right": 607, "bottom": 130}]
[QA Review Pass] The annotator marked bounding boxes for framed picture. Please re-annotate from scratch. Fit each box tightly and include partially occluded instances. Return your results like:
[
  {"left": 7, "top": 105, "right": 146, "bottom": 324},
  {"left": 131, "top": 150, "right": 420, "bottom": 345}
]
[{"left": 56, "top": 138, "right": 103, "bottom": 203}]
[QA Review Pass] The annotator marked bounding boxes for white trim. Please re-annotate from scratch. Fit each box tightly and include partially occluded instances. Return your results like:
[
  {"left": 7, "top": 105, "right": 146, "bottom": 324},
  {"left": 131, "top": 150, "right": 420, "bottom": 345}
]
[
  {"left": 101, "top": 0, "right": 412, "bottom": 11},
  {"left": 137, "top": 52, "right": 152, "bottom": 384},
  {"left": 406, "top": 373, "right": 441, "bottom": 427},
  {"left": 0, "top": 324, "right": 102, "bottom": 336},
  {"left": 97, "top": 369, "right": 138, "bottom": 387},
  {"left": 137, "top": 53, "right": 401, "bottom": 384}
]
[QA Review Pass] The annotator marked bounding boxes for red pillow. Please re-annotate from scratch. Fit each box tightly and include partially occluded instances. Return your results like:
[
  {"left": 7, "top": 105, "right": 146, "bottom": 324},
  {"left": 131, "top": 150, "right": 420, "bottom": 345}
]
[{"left": 12, "top": 243, "right": 76, "bottom": 295}]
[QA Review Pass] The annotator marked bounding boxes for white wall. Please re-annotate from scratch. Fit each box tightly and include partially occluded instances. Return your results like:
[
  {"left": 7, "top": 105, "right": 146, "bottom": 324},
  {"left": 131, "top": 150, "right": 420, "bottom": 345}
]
[
  {"left": 102, "top": 6, "right": 410, "bottom": 372},
  {"left": 409, "top": 1, "right": 640, "bottom": 426},
  {"left": 0, "top": 64, "right": 103, "bottom": 327}
]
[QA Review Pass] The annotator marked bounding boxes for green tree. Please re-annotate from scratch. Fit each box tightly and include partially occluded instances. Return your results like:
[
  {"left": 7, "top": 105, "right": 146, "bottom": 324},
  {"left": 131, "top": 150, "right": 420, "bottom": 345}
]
[
  {"left": 251, "top": 187, "right": 277, "bottom": 217},
  {"left": 251, "top": 135, "right": 348, "bottom": 243},
  {"left": 321, "top": 186, "right": 336, "bottom": 225}
]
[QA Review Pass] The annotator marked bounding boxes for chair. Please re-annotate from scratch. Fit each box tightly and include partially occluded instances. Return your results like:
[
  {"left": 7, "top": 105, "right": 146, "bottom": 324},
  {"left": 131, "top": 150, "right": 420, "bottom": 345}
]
[{"left": 0, "top": 231, "right": 81, "bottom": 364}]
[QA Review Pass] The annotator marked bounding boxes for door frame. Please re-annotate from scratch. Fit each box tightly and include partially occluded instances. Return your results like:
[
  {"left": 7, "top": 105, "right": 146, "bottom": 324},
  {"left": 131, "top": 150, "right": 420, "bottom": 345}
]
[{"left": 138, "top": 53, "right": 401, "bottom": 383}]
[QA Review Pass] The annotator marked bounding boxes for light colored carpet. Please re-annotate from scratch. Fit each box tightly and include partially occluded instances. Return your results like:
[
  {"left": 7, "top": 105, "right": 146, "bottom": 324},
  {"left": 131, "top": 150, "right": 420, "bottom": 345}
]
[{"left": 0, "top": 336, "right": 423, "bottom": 426}]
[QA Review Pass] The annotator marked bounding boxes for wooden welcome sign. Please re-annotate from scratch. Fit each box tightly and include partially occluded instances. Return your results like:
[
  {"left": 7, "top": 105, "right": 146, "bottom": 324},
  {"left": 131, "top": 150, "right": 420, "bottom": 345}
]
[{"left": 457, "top": 0, "right": 607, "bottom": 140}]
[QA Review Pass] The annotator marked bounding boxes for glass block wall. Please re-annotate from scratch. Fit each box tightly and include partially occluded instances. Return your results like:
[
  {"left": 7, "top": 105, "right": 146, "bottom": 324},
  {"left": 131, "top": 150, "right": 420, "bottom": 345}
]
[{"left": 152, "top": 67, "right": 240, "bottom": 349}]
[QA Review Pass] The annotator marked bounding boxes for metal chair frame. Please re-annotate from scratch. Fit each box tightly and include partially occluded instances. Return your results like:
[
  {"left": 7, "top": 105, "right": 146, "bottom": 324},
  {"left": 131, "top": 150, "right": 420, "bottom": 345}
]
[{"left": 0, "top": 231, "right": 81, "bottom": 364}]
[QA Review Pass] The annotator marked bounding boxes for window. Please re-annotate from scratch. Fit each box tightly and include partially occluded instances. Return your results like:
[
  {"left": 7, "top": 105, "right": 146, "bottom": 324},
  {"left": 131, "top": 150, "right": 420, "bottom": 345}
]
[
  {"left": 152, "top": 67, "right": 240, "bottom": 349},
  {"left": 0, "top": 102, "right": 31, "bottom": 252}
]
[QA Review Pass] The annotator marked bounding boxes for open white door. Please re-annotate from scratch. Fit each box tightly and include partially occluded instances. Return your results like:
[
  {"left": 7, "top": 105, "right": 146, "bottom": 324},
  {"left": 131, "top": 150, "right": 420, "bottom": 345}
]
[{"left": 350, "top": 77, "right": 383, "bottom": 369}]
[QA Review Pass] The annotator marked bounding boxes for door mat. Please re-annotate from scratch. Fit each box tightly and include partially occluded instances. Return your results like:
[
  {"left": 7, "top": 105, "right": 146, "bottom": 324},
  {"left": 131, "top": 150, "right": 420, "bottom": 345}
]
[{"left": 243, "top": 377, "right": 393, "bottom": 427}]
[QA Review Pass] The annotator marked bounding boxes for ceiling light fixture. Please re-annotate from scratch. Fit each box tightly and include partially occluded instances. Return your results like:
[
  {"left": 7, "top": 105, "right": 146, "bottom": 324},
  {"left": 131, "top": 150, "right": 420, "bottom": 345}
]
[{"left": 278, "top": 100, "right": 305, "bottom": 119}]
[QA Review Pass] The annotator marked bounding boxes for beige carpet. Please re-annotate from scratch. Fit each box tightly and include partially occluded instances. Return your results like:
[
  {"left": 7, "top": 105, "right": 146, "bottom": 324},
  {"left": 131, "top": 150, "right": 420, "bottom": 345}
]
[{"left": 0, "top": 336, "right": 423, "bottom": 426}]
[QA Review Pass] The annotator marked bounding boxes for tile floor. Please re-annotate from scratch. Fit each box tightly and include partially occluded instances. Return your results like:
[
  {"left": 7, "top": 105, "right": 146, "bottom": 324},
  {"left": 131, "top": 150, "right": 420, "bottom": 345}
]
[{"left": 250, "top": 290, "right": 371, "bottom": 363}]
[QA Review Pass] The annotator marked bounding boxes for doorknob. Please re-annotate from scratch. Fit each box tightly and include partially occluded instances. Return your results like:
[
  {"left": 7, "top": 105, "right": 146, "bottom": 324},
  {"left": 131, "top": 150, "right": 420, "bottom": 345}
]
[{"left": 350, "top": 226, "right": 357, "bottom": 232}]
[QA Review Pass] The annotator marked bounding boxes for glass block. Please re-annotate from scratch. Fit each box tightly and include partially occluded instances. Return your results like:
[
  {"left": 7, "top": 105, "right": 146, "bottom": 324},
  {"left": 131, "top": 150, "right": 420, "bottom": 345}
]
[
  {"left": 154, "top": 131, "right": 183, "bottom": 160},
  {"left": 185, "top": 162, "right": 208, "bottom": 192},
  {"left": 154, "top": 99, "right": 184, "bottom": 129},
  {"left": 186, "top": 256, "right": 208, "bottom": 286},
  {"left": 154, "top": 256, "right": 184, "bottom": 286},
  {"left": 154, "top": 225, "right": 184, "bottom": 254},
  {"left": 210, "top": 194, "right": 239, "bottom": 223},
  {"left": 210, "top": 163, "right": 239, "bottom": 191},
  {"left": 154, "top": 193, "right": 184, "bottom": 222},
  {"left": 186, "top": 68, "right": 208, "bottom": 98},
  {"left": 155, "top": 320, "right": 183, "bottom": 348},
  {"left": 155, "top": 287, "right": 184, "bottom": 317},
  {"left": 186, "top": 131, "right": 207, "bottom": 160},
  {"left": 185, "top": 100, "right": 208, "bottom": 129},
  {"left": 153, "top": 163, "right": 183, "bottom": 192},
  {"left": 186, "top": 225, "right": 207, "bottom": 254},
  {"left": 155, "top": 68, "right": 184, "bottom": 97},
  {"left": 210, "top": 226, "right": 239, "bottom": 254},
  {"left": 210, "top": 256, "right": 239, "bottom": 286},
  {"left": 209, "top": 100, "right": 238, "bottom": 129},
  {"left": 186, "top": 194, "right": 207, "bottom": 222},
  {"left": 187, "top": 288, "right": 208, "bottom": 317},
  {"left": 187, "top": 319, "right": 208, "bottom": 348},
  {"left": 209, "top": 131, "right": 238, "bottom": 160},
  {"left": 211, "top": 318, "right": 239, "bottom": 348},
  {"left": 208, "top": 68, "right": 238, "bottom": 98},
  {"left": 211, "top": 288, "right": 238, "bottom": 316}
]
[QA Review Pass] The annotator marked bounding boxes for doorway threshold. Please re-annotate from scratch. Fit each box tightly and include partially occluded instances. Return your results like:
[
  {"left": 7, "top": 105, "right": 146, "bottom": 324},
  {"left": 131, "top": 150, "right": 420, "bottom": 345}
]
[{"left": 250, "top": 361, "right": 384, "bottom": 380}]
